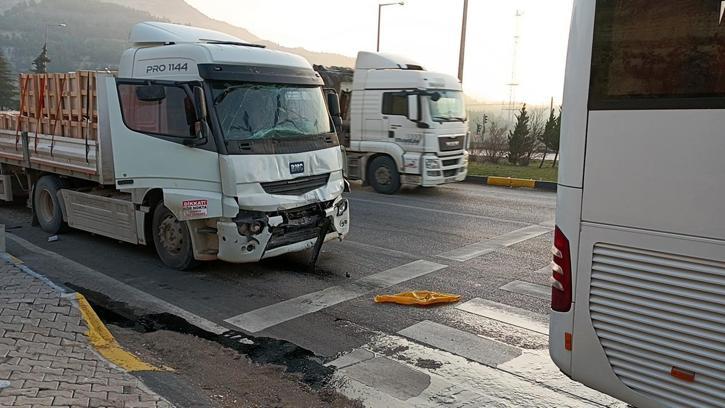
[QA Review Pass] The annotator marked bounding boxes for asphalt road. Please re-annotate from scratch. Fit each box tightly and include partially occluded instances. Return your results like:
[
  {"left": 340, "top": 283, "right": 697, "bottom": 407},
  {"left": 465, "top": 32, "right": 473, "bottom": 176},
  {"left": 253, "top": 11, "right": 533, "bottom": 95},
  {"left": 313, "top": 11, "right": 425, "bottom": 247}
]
[{"left": 0, "top": 182, "right": 623, "bottom": 407}]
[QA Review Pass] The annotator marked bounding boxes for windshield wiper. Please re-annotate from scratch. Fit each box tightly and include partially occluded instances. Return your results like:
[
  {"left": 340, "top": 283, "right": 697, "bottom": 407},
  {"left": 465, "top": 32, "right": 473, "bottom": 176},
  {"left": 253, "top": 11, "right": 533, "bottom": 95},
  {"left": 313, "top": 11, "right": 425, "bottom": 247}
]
[{"left": 433, "top": 116, "right": 466, "bottom": 123}]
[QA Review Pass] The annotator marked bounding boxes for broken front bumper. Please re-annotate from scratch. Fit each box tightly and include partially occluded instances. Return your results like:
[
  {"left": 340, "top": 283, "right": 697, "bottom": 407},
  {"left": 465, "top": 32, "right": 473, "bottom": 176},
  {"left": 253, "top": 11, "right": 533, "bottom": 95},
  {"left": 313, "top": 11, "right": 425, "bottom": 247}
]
[{"left": 215, "top": 196, "right": 350, "bottom": 263}]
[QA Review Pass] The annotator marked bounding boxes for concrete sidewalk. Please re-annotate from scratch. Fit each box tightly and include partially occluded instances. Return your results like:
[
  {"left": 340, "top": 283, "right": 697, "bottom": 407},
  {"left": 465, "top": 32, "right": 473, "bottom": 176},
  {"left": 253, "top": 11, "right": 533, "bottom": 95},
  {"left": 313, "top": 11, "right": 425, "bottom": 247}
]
[{"left": 0, "top": 257, "right": 171, "bottom": 408}]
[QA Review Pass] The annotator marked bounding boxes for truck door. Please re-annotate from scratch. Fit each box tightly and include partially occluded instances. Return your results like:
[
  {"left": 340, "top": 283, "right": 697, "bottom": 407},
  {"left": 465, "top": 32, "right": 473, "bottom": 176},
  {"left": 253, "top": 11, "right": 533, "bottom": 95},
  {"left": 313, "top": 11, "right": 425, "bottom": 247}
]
[
  {"left": 382, "top": 92, "right": 412, "bottom": 142},
  {"left": 106, "top": 77, "right": 222, "bottom": 194}
]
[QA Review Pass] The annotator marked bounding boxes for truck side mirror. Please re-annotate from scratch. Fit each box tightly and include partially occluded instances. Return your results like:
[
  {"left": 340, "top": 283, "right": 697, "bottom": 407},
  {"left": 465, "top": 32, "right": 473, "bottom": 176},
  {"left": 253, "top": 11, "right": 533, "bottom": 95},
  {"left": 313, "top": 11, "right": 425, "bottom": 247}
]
[
  {"left": 327, "top": 91, "right": 343, "bottom": 131},
  {"left": 407, "top": 95, "right": 419, "bottom": 122},
  {"left": 193, "top": 86, "right": 207, "bottom": 122}
]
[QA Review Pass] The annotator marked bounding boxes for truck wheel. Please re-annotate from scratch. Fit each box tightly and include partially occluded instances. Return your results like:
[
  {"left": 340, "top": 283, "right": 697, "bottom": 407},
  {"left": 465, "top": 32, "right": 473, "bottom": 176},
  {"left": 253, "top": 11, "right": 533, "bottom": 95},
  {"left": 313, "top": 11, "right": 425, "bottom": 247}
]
[
  {"left": 368, "top": 156, "right": 401, "bottom": 194},
  {"left": 33, "top": 176, "right": 67, "bottom": 234},
  {"left": 152, "top": 204, "right": 198, "bottom": 270}
]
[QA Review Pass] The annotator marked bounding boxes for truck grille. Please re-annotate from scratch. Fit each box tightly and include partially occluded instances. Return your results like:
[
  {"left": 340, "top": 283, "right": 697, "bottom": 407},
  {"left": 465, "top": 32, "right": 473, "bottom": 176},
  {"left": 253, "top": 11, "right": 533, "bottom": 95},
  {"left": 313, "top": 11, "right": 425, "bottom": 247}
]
[
  {"left": 438, "top": 136, "right": 465, "bottom": 152},
  {"left": 265, "top": 203, "right": 327, "bottom": 250},
  {"left": 261, "top": 174, "right": 330, "bottom": 196},
  {"left": 442, "top": 158, "right": 460, "bottom": 167},
  {"left": 443, "top": 169, "right": 458, "bottom": 177},
  {"left": 589, "top": 243, "right": 725, "bottom": 408}
]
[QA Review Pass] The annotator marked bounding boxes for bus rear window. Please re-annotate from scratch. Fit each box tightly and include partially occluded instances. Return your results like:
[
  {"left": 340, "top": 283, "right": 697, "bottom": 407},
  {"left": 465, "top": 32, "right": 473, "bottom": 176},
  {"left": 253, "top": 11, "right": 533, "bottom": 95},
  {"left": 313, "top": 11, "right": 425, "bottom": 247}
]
[{"left": 590, "top": 0, "right": 725, "bottom": 110}]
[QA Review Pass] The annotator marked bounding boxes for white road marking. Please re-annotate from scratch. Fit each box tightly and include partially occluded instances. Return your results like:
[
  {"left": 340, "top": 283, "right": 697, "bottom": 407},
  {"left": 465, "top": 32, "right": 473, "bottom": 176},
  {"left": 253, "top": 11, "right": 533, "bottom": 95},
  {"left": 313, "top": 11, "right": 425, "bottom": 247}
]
[
  {"left": 225, "top": 260, "right": 447, "bottom": 333},
  {"left": 6, "top": 233, "right": 229, "bottom": 335},
  {"left": 499, "top": 280, "right": 551, "bottom": 301},
  {"left": 338, "top": 356, "right": 431, "bottom": 401},
  {"left": 330, "top": 332, "right": 606, "bottom": 407},
  {"left": 350, "top": 197, "right": 531, "bottom": 225},
  {"left": 456, "top": 298, "right": 550, "bottom": 335},
  {"left": 438, "top": 224, "right": 552, "bottom": 262},
  {"left": 398, "top": 320, "right": 522, "bottom": 366}
]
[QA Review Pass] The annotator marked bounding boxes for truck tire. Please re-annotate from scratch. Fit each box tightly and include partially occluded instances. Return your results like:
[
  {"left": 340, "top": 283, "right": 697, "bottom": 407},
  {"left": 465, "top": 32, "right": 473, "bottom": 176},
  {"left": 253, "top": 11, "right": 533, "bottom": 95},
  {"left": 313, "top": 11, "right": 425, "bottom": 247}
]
[
  {"left": 368, "top": 156, "right": 401, "bottom": 194},
  {"left": 33, "top": 175, "right": 67, "bottom": 234},
  {"left": 152, "top": 203, "right": 198, "bottom": 270}
]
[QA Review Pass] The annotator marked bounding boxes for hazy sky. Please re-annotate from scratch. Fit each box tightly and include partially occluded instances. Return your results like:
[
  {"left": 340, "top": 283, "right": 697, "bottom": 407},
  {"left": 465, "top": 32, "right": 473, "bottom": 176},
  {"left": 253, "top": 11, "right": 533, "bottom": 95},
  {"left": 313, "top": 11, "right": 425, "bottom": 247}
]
[{"left": 185, "top": 0, "right": 574, "bottom": 105}]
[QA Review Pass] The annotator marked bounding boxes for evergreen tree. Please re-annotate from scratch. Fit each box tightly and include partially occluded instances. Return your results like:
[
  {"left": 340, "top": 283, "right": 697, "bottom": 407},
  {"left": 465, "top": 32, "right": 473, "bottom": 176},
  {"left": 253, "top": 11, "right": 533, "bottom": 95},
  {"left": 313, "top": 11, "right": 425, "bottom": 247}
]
[
  {"left": 551, "top": 108, "right": 561, "bottom": 168},
  {"left": 31, "top": 44, "right": 50, "bottom": 73},
  {"left": 539, "top": 108, "right": 557, "bottom": 168},
  {"left": 0, "top": 51, "right": 17, "bottom": 110},
  {"left": 507, "top": 104, "right": 530, "bottom": 165}
]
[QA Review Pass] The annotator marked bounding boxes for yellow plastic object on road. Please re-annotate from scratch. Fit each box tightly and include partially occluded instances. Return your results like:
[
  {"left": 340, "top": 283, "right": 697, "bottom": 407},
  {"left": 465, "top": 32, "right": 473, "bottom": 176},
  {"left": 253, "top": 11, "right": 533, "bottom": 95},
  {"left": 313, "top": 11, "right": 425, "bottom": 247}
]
[{"left": 374, "top": 291, "right": 461, "bottom": 306}]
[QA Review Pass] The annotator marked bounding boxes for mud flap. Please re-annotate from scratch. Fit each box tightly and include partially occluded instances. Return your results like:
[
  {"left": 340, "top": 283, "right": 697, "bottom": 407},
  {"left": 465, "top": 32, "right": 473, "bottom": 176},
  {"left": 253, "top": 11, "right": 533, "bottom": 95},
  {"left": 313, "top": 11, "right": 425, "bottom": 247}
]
[{"left": 308, "top": 218, "right": 331, "bottom": 272}]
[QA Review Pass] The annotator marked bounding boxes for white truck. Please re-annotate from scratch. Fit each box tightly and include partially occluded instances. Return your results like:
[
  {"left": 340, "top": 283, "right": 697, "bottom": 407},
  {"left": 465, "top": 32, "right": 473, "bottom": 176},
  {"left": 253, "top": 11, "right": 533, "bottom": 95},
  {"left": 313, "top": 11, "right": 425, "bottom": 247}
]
[
  {"left": 0, "top": 22, "right": 350, "bottom": 270},
  {"left": 316, "top": 52, "right": 469, "bottom": 194}
]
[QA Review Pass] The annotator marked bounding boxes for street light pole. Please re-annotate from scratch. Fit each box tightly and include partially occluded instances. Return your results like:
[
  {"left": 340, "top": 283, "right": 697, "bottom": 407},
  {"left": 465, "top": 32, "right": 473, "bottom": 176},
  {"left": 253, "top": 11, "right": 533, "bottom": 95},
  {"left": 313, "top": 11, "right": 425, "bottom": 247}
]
[
  {"left": 44, "top": 23, "right": 67, "bottom": 46},
  {"left": 377, "top": 2, "right": 405, "bottom": 52},
  {"left": 457, "top": 0, "right": 469, "bottom": 82}
]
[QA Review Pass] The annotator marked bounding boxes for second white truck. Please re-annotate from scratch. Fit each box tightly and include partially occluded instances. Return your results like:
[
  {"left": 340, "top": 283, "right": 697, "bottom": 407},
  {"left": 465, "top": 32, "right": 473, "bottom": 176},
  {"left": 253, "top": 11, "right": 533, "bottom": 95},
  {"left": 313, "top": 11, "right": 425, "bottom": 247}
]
[{"left": 317, "top": 52, "right": 469, "bottom": 194}]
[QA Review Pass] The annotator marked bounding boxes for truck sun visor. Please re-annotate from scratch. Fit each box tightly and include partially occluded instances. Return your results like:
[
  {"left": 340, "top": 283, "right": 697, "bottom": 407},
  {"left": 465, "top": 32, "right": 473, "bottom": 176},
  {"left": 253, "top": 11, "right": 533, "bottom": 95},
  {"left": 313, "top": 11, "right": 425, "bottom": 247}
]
[{"left": 198, "top": 64, "right": 324, "bottom": 86}]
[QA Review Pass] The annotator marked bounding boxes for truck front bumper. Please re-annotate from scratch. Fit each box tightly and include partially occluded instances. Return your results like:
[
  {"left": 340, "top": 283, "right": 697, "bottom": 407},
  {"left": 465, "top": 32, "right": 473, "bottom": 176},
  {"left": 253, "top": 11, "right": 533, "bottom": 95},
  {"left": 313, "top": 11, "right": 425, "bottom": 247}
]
[
  {"left": 215, "top": 196, "right": 350, "bottom": 263},
  {"left": 403, "top": 152, "right": 468, "bottom": 187}
]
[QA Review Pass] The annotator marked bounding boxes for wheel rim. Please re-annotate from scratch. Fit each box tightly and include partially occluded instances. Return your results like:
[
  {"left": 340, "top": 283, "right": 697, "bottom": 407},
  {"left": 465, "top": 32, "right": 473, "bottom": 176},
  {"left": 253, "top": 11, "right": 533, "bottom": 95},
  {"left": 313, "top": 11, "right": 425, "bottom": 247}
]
[
  {"left": 37, "top": 189, "right": 55, "bottom": 225},
  {"left": 374, "top": 166, "right": 392, "bottom": 186},
  {"left": 158, "top": 215, "right": 184, "bottom": 255}
]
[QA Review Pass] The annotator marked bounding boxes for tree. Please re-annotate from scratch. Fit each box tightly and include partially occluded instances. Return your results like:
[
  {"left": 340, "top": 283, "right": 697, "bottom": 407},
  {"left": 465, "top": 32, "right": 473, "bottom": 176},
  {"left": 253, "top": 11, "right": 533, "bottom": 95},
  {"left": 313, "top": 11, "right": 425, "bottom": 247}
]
[
  {"left": 523, "top": 107, "right": 545, "bottom": 165},
  {"left": 539, "top": 107, "right": 562, "bottom": 168},
  {"left": 31, "top": 44, "right": 50, "bottom": 73},
  {"left": 507, "top": 104, "right": 530, "bottom": 165},
  {"left": 0, "top": 51, "right": 16, "bottom": 110},
  {"left": 481, "top": 120, "right": 507, "bottom": 163},
  {"left": 551, "top": 108, "right": 561, "bottom": 167}
]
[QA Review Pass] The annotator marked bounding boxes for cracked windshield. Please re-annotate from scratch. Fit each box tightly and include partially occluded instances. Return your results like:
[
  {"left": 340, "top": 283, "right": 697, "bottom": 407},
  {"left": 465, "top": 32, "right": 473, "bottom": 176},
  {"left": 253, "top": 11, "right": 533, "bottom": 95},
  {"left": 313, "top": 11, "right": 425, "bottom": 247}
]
[{"left": 213, "top": 82, "right": 332, "bottom": 140}]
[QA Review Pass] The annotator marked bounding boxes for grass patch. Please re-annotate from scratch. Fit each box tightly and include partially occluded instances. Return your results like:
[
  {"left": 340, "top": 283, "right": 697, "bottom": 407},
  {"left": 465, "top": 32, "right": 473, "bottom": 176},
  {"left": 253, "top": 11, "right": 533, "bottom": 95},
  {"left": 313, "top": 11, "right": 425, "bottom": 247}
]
[{"left": 468, "top": 160, "right": 558, "bottom": 182}]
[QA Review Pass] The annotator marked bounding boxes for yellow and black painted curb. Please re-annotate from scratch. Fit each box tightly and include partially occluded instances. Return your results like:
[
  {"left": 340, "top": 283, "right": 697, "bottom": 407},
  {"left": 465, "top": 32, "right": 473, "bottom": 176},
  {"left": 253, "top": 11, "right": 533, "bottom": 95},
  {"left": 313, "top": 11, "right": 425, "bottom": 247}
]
[
  {"left": 465, "top": 175, "right": 557, "bottom": 191},
  {"left": 1, "top": 252, "right": 162, "bottom": 373},
  {"left": 75, "top": 293, "right": 162, "bottom": 372}
]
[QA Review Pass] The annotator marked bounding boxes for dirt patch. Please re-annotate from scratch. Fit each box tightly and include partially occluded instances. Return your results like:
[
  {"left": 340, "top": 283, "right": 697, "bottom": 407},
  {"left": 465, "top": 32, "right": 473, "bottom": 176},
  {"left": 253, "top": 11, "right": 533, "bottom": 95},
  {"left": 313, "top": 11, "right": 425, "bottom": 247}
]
[{"left": 110, "top": 326, "right": 362, "bottom": 408}]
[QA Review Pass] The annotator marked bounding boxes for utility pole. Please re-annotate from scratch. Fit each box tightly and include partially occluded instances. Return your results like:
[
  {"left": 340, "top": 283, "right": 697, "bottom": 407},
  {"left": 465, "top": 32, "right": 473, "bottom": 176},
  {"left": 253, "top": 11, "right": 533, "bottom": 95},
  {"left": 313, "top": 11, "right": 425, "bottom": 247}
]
[
  {"left": 457, "top": 0, "right": 469, "bottom": 82},
  {"left": 377, "top": 2, "right": 405, "bottom": 52}
]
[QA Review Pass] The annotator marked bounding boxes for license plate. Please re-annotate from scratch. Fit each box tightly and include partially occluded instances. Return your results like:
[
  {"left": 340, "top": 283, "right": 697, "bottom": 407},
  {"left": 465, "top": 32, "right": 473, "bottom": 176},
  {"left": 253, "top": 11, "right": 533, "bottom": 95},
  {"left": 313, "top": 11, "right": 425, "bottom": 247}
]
[{"left": 445, "top": 177, "right": 457, "bottom": 183}]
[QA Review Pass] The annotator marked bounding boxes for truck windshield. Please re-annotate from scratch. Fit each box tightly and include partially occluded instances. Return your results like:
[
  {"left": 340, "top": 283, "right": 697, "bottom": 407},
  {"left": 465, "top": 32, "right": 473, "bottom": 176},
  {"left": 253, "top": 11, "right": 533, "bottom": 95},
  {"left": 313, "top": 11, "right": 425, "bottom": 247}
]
[
  {"left": 429, "top": 91, "right": 466, "bottom": 123},
  {"left": 211, "top": 82, "right": 332, "bottom": 141}
]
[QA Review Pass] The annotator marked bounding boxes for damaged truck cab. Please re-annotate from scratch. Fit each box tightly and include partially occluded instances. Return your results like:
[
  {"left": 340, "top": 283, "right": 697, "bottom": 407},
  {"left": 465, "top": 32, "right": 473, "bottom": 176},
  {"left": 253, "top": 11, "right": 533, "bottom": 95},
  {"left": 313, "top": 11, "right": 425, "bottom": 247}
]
[
  {"left": 0, "top": 22, "right": 349, "bottom": 270},
  {"left": 114, "top": 22, "right": 350, "bottom": 268}
]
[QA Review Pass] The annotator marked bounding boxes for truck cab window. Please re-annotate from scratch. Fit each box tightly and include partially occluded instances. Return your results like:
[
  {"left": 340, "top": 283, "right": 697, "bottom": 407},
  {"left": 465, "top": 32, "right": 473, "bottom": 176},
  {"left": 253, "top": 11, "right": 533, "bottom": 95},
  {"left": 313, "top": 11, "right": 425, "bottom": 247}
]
[
  {"left": 382, "top": 93, "right": 408, "bottom": 116},
  {"left": 118, "top": 83, "right": 195, "bottom": 137}
]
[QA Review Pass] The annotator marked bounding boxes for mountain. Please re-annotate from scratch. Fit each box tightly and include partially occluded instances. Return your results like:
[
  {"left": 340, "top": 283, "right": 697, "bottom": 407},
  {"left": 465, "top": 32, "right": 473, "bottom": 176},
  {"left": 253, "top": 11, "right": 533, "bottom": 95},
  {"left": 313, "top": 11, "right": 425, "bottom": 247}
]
[
  {"left": 98, "top": 0, "right": 354, "bottom": 67},
  {"left": 0, "top": 0, "right": 353, "bottom": 76}
]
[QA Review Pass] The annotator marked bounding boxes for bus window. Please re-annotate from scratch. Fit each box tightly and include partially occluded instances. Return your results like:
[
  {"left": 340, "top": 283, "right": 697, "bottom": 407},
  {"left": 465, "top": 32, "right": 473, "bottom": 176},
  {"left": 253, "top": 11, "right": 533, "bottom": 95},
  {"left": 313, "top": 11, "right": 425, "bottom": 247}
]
[{"left": 590, "top": 0, "right": 725, "bottom": 110}]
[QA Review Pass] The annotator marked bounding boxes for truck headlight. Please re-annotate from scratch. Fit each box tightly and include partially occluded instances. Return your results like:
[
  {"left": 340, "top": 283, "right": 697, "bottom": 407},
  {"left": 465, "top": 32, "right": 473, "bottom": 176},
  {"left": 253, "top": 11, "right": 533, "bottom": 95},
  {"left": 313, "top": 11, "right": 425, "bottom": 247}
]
[
  {"left": 425, "top": 158, "right": 441, "bottom": 170},
  {"left": 335, "top": 199, "right": 349, "bottom": 216},
  {"left": 237, "top": 220, "right": 265, "bottom": 236}
]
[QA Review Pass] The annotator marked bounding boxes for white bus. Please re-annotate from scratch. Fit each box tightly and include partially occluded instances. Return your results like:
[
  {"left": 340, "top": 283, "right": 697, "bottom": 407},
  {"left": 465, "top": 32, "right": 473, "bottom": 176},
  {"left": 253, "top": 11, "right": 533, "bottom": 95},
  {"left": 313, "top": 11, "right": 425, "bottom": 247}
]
[{"left": 549, "top": 1, "right": 725, "bottom": 407}]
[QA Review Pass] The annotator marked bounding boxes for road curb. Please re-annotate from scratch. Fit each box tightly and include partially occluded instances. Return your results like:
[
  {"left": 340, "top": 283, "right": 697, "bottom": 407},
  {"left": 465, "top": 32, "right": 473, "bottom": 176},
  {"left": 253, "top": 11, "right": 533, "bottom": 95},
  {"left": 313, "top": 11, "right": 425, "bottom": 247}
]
[
  {"left": 465, "top": 175, "right": 557, "bottom": 191},
  {"left": 1, "top": 250, "right": 162, "bottom": 373}
]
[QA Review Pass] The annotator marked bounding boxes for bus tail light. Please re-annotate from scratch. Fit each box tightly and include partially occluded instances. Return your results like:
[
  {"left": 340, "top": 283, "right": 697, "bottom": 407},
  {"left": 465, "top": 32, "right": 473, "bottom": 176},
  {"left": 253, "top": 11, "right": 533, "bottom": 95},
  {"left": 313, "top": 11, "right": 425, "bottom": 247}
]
[{"left": 551, "top": 226, "right": 572, "bottom": 312}]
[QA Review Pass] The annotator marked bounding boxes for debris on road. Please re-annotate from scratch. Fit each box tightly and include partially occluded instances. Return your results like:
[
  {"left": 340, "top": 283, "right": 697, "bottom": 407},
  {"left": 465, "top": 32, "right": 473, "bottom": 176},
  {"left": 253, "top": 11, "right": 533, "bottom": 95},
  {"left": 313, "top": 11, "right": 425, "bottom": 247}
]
[
  {"left": 374, "top": 290, "right": 461, "bottom": 306},
  {"left": 47, "top": 234, "right": 59, "bottom": 242}
]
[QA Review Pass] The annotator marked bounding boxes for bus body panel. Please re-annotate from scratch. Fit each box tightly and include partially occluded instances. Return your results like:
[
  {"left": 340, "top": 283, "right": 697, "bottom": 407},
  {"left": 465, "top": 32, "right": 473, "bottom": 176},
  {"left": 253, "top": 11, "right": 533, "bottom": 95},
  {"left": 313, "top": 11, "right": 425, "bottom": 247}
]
[
  {"left": 584, "top": 110, "right": 725, "bottom": 241},
  {"left": 572, "top": 223, "right": 725, "bottom": 408},
  {"left": 557, "top": 0, "right": 595, "bottom": 189}
]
